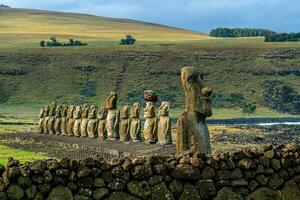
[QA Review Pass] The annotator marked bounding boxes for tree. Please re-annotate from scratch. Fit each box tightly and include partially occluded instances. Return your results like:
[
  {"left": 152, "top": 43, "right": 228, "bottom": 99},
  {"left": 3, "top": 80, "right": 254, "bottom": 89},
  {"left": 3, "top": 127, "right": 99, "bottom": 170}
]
[
  {"left": 40, "top": 40, "right": 46, "bottom": 47},
  {"left": 120, "top": 34, "right": 136, "bottom": 45},
  {"left": 242, "top": 102, "right": 256, "bottom": 115}
]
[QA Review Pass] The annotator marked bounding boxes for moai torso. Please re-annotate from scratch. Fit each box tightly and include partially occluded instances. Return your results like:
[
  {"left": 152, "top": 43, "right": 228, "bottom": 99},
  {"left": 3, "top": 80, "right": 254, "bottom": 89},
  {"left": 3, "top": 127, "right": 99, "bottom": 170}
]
[
  {"left": 73, "top": 106, "right": 82, "bottom": 137},
  {"left": 38, "top": 108, "right": 44, "bottom": 134},
  {"left": 60, "top": 105, "right": 68, "bottom": 136},
  {"left": 176, "top": 67, "right": 212, "bottom": 155},
  {"left": 106, "top": 92, "right": 120, "bottom": 141},
  {"left": 43, "top": 106, "right": 50, "bottom": 134},
  {"left": 67, "top": 105, "right": 75, "bottom": 136},
  {"left": 54, "top": 105, "right": 62, "bottom": 135},
  {"left": 87, "top": 106, "right": 98, "bottom": 138},
  {"left": 119, "top": 106, "right": 130, "bottom": 142},
  {"left": 48, "top": 102, "right": 57, "bottom": 135},
  {"left": 129, "top": 103, "right": 141, "bottom": 142},
  {"left": 80, "top": 105, "right": 90, "bottom": 138},
  {"left": 158, "top": 102, "right": 172, "bottom": 145},
  {"left": 97, "top": 107, "right": 107, "bottom": 141},
  {"left": 143, "top": 100, "right": 158, "bottom": 144}
]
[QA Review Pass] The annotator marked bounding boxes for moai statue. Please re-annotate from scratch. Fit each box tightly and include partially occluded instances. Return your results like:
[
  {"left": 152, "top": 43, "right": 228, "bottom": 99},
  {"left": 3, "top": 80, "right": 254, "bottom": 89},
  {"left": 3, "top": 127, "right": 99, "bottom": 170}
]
[
  {"left": 143, "top": 90, "right": 158, "bottom": 144},
  {"left": 60, "top": 105, "right": 68, "bottom": 136},
  {"left": 42, "top": 106, "right": 50, "bottom": 134},
  {"left": 129, "top": 102, "right": 142, "bottom": 142},
  {"left": 66, "top": 105, "right": 75, "bottom": 136},
  {"left": 38, "top": 108, "right": 45, "bottom": 134},
  {"left": 97, "top": 107, "right": 107, "bottom": 141},
  {"left": 73, "top": 106, "right": 82, "bottom": 137},
  {"left": 119, "top": 106, "right": 130, "bottom": 142},
  {"left": 87, "top": 105, "right": 98, "bottom": 138},
  {"left": 80, "top": 104, "right": 90, "bottom": 138},
  {"left": 105, "top": 92, "right": 120, "bottom": 141},
  {"left": 48, "top": 102, "right": 57, "bottom": 135},
  {"left": 176, "top": 67, "right": 213, "bottom": 155},
  {"left": 158, "top": 101, "right": 172, "bottom": 145},
  {"left": 54, "top": 105, "right": 62, "bottom": 135}
]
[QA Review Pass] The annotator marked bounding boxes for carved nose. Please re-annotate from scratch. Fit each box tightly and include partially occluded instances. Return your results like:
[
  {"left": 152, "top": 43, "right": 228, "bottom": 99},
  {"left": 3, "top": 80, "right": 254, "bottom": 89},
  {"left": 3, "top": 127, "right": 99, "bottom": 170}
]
[{"left": 201, "top": 86, "right": 212, "bottom": 97}]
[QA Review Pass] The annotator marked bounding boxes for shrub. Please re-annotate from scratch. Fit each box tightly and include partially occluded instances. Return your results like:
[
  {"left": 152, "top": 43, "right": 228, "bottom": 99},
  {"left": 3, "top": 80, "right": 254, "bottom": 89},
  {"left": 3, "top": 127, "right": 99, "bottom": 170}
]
[
  {"left": 242, "top": 102, "right": 256, "bottom": 115},
  {"left": 120, "top": 35, "right": 136, "bottom": 45}
]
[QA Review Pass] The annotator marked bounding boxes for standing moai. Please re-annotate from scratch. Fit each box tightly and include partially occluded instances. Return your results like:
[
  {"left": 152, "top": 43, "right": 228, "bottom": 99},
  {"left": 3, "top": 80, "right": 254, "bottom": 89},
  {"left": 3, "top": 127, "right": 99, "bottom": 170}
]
[
  {"left": 129, "top": 102, "right": 142, "bottom": 142},
  {"left": 73, "top": 106, "right": 82, "bottom": 137},
  {"left": 176, "top": 67, "right": 213, "bottom": 155},
  {"left": 106, "top": 92, "right": 120, "bottom": 141},
  {"left": 87, "top": 105, "right": 98, "bottom": 138},
  {"left": 80, "top": 105, "right": 90, "bottom": 138},
  {"left": 42, "top": 106, "right": 50, "bottom": 134},
  {"left": 143, "top": 90, "right": 158, "bottom": 144},
  {"left": 157, "top": 101, "right": 172, "bottom": 145},
  {"left": 119, "top": 106, "right": 130, "bottom": 142},
  {"left": 54, "top": 105, "right": 62, "bottom": 135},
  {"left": 48, "top": 102, "right": 57, "bottom": 135},
  {"left": 38, "top": 108, "right": 45, "bottom": 134},
  {"left": 60, "top": 105, "right": 68, "bottom": 136},
  {"left": 66, "top": 105, "right": 75, "bottom": 136},
  {"left": 97, "top": 107, "right": 107, "bottom": 141}
]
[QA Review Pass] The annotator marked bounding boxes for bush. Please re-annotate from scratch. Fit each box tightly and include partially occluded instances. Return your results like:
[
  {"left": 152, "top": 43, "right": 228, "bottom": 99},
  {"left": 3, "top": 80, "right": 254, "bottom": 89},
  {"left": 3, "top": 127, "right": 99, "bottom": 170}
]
[
  {"left": 242, "top": 102, "right": 256, "bottom": 115},
  {"left": 265, "top": 32, "right": 300, "bottom": 42},
  {"left": 120, "top": 35, "right": 136, "bottom": 45},
  {"left": 210, "top": 28, "right": 276, "bottom": 37}
]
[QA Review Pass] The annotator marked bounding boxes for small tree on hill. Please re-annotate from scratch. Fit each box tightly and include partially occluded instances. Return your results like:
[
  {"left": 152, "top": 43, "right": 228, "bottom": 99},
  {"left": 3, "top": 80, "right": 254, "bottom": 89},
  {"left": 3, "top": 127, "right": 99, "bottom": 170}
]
[{"left": 120, "top": 34, "right": 136, "bottom": 45}]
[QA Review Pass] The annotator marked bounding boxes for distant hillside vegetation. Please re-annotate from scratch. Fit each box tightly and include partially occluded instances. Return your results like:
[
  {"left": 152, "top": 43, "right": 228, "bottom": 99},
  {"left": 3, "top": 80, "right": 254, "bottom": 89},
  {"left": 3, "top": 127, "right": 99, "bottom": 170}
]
[
  {"left": 210, "top": 28, "right": 276, "bottom": 37},
  {"left": 265, "top": 32, "right": 300, "bottom": 42},
  {"left": 0, "top": 4, "right": 10, "bottom": 8}
]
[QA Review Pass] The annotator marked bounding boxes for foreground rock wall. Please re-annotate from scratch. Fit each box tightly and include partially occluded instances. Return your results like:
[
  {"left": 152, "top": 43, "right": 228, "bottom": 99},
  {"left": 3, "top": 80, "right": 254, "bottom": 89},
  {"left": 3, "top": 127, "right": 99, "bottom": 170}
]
[{"left": 0, "top": 143, "right": 299, "bottom": 200}]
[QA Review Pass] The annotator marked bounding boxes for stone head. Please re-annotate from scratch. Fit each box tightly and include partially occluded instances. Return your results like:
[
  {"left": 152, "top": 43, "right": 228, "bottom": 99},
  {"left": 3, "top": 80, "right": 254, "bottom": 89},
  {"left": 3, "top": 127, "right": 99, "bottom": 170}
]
[
  {"left": 73, "top": 106, "right": 82, "bottom": 119},
  {"left": 97, "top": 107, "right": 107, "bottom": 120},
  {"left": 144, "top": 101, "right": 156, "bottom": 118},
  {"left": 158, "top": 101, "right": 170, "bottom": 116},
  {"left": 82, "top": 105, "right": 90, "bottom": 118},
  {"left": 49, "top": 102, "right": 57, "bottom": 116},
  {"left": 88, "top": 105, "right": 97, "bottom": 119},
  {"left": 61, "top": 105, "right": 68, "bottom": 117},
  {"left": 181, "top": 67, "right": 212, "bottom": 117},
  {"left": 67, "top": 105, "right": 75, "bottom": 118},
  {"left": 43, "top": 106, "right": 50, "bottom": 117},
  {"left": 106, "top": 92, "right": 118, "bottom": 109},
  {"left": 130, "top": 102, "right": 140, "bottom": 118},
  {"left": 55, "top": 105, "right": 62, "bottom": 117},
  {"left": 120, "top": 106, "right": 130, "bottom": 119},
  {"left": 144, "top": 90, "right": 158, "bottom": 102}
]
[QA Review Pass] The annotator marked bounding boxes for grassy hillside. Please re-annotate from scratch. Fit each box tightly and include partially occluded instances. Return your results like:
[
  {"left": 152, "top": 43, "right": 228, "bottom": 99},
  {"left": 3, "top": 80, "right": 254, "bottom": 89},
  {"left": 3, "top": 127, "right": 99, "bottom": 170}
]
[
  {"left": 0, "top": 7, "right": 209, "bottom": 48},
  {"left": 0, "top": 8, "right": 300, "bottom": 120}
]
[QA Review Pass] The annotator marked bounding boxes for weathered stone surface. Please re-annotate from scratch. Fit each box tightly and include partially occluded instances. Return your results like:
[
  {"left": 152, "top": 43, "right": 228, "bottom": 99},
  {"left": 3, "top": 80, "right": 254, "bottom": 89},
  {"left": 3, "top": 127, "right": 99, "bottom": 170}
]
[
  {"left": 148, "top": 175, "right": 163, "bottom": 185},
  {"left": 92, "top": 188, "right": 109, "bottom": 200},
  {"left": 131, "top": 164, "right": 153, "bottom": 180},
  {"left": 201, "top": 166, "right": 215, "bottom": 179},
  {"left": 78, "top": 187, "right": 92, "bottom": 197},
  {"left": 168, "top": 179, "right": 183, "bottom": 198},
  {"left": 106, "top": 192, "right": 139, "bottom": 200},
  {"left": 151, "top": 182, "right": 174, "bottom": 200},
  {"left": 7, "top": 185, "right": 24, "bottom": 200},
  {"left": 197, "top": 179, "right": 216, "bottom": 199},
  {"left": 108, "top": 178, "right": 126, "bottom": 191},
  {"left": 47, "top": 186, "right": 73, "bottom": 200},
  {"left": 25, "top": 185, "right": 36, "bottom": 199},
  {"left": 127, "top": 180, "right": 151, "bottom": 199},
  {"left": 144, "top": 101, "right": 158, "bottom": 144},
  {"left": 129, "top": 102, "right": 142, "bottom": 142},
  {"left": 178, "top": 183, "right": 201, "bottom": 200},
  {"left": 231, "top": 179, "right": 248, "bottom": 187},
  {"left": 246, "top": 187, "right": 281, "bottom": 200},
  {"left": 238, "top": 159, "right": 256, "bottom": 170},
  {"left": 171, "top": 165, "right": 201, "bottom": 180},
  {"left": 106, "top": 92, "right": 120, "bottom": 141},
  {"left": 176, "top": 67, "right": 212, "bottom": 155},
  {"left": 18, "top": 176, "right": 31, "bottom": 188},
  {"left": 74, "top": 194, "right": 91, "bottom": 200},
  {"left": 213, "top": 187, "right": 243, "bottom": 200},
  {"left": 97, "top": 107, "right": 107, "bottom": 140},
  {"left": 0, "top": 192, "right": 7, "bottom": 200},
  {"left": 282, "top": 180, "right": 300, "bottom": 200},
  {"left": 268, "top": 173, "right": 284, "bottom": 189},
  {"left": 216, "top": 170, "right": 230, "bottom": 180},
  {"left": 157, "top": 101, "right": 172, "bottom": 145},
  {"left": 94, "top": 178, "right": 106, "bottom": 188},
  {"left": 231, "top": 168, "right": 243, "bottom": 179},
  {"left": 256, "top": 174, "right": 269, "bottom": 186}
]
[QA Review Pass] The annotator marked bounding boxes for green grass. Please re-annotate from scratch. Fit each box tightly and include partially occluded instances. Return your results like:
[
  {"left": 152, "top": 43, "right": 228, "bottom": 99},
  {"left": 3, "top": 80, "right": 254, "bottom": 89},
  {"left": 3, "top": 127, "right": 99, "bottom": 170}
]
[{"left": 0, "top": 145, "right": 46, "bottom": 165}]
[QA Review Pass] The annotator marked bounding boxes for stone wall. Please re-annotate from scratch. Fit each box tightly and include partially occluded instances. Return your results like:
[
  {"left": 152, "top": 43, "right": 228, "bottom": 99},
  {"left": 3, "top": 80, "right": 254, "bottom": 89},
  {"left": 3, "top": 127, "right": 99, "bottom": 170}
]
[{"left": 0, "top": 143, "right": 299, "bottom": 200}]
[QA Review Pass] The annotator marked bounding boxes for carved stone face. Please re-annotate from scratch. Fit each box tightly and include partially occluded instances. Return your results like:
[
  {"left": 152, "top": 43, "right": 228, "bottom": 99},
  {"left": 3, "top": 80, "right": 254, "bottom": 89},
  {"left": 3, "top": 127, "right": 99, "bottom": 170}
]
[
  {"left": 97, "top": 107, "right": 107, "bottom": 119},
  {"left": 120, "top": 106, "right": 130, "bottom": 119},
  {"left": 88, "top": 105, "right": 97, "bottom": 119},
  {"left": 144, "top": 102, "right": 156, "bottom": 118},
  {"left": 73, "top": 106, "right": 82, "bottom": 119},
  {"left": 67, "top": 106, "right": 75, "bottom": 118},
  {"left": 158, "top": 101, "right": 170, "bottom": 116},
  {"left": 130, "top": 103, "right": 140, "bottom": 118},
  {"left": 181, "top": 67, "right": 212, "bottom": 117},
  {"left": 49, "top": 102, "right": 57, "bottom": 116},
  {"left": 55, "top": 105, "right": 62, "bottom": 117},
  {"left": 106, "top": 92, "right": 118, "bottom": 109}
]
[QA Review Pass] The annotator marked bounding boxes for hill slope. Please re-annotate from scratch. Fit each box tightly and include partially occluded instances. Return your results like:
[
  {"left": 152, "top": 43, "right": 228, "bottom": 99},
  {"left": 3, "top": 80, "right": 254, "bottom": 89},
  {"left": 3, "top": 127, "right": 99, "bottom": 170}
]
[{"left": 0, "top": 8, "right": 209, "bottom": 48}]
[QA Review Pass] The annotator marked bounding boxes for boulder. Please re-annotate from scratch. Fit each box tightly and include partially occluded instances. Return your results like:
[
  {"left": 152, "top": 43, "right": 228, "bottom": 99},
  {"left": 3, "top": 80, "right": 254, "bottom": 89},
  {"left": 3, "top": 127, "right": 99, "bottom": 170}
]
[
  {"left": 246, "top": 187, "right": 281, "bottom": 200},
  {"left": 168, "top": 179, "right": 183, "bottom": 197},
  {"left": 213, "top": 187, "right": 243, "bottom": 200},
  {"left": 282, "top": 180, "right": 300, "bottom": 200},
  {"left": 268, "top": 174, "right": 284, "bottom": 189},
  {"left": 127, "top": 180, "right": 151, "bottom": 199},
  {"left": 106, "top": 192, "right": 139, "bottom": 200},
  {"left": 179, "top": 183, "right": 201, "bottom": 200},
  {"left": 25, "top": 185, "right": 37, "bottom": 199},
  {"left": 151, "top": 182, "right": 174, "bottom": 200},
  {"left": 92, "top": 188, "right": 109, "bottom": 200},
  {"left": 7, "top": 185, "right": 24, "bottom": 200},
  {"left": 238, "top": 159, "right": 256, "bottom": 170},
  {"left": 47, "top": 186, "right": 73, "bottom": 200},
  {"left": 197, "top": 179, "right": 216, "bottom": 199},
  {"left": 171, "top": 165, "right": 201, "bottom": 180}
]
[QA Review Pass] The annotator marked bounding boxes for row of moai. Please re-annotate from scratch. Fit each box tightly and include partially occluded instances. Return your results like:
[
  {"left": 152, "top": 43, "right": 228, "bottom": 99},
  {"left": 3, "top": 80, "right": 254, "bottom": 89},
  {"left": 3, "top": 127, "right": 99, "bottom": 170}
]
[{"left": 38, "top": 91, "right": 172, "bottom": 145}]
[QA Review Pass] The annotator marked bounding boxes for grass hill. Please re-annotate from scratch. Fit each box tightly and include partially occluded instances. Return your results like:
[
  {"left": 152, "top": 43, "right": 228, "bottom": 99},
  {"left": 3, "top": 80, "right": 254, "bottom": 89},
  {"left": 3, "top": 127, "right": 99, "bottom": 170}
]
[{"left": 0, "top": 8, "right": 300, "bottom": 121}]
